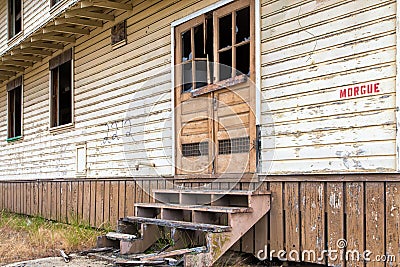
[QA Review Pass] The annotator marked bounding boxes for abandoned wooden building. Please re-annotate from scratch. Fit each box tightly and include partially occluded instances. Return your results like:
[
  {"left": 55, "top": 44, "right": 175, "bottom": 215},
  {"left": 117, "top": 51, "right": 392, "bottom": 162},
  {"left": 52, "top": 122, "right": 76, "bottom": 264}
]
[{"left": 0, "top": 0, "right": 399, "bottom": 266}]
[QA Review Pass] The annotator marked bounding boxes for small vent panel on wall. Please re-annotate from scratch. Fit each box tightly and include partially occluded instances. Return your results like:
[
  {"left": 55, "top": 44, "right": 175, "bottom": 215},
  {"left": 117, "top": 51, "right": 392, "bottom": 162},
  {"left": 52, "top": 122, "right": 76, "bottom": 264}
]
[{"left": 111, "top": 20, "right": 127, "bottom": 48}]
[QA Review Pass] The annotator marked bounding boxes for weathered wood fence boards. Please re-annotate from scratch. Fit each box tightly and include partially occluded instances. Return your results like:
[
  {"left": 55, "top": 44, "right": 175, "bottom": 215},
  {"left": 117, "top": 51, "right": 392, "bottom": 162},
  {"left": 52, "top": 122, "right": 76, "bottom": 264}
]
[
  {"left": 267, "top": 181, "right": 400, "bottom": 267},
  {"left": 0, "top": 179, "right": 171, "bottom": 229},
  {"left": 0, "top": 179, "right": 399, "bottom": 266}
]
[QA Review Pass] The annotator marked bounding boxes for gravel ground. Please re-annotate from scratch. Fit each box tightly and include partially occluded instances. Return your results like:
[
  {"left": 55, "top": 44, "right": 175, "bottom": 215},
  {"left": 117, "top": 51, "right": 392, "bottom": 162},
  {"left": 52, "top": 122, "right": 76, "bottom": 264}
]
[
  {"left": 1, "top": 252, "right": 314, "bottom": 267},
  {"left": 1, "top": 255, "right": 112, "bottom": 267}
]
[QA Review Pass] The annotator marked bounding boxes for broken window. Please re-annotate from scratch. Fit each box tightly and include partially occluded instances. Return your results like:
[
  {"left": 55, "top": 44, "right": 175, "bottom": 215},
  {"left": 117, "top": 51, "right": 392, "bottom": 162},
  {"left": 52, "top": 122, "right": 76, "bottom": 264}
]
[
  {"left": 175, "top": 0, "right": 252, "bottom": 93},
  {"left": 111, "top": 20, "right": 127, "bottom": 47},
  {"left": 8, "top": 0, "right": 22, "bottom": 38},
  {"left": 178, "top": 17, "right": 211, "bottom": 92},
  {"left": 217, "top": 5, "right": 251, "bottom": 80},
  {"left": 7, "top": 77, "right": 22, "bottom": 139},
  {"left": 50, "top": 49, "right": 73, "bottom": 128}
]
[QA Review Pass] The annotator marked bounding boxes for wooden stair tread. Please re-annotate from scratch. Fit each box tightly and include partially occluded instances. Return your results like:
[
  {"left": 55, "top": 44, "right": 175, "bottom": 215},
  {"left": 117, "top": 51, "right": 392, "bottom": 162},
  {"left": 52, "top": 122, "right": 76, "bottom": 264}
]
[
  {"left": 106, "top": 232, "right": 137, "bottom": 241},
  {"left": 153, "top": 189, "right": 270, "bottom": 195},
  {"left": 138, "top": 246, "right": 207, "bottom": 261},
  {"left": 123, "top": 216, "right": 231, "bottom": 232},
  {"left": 135, "top": 202, "right": 252, "bottom": 213}
]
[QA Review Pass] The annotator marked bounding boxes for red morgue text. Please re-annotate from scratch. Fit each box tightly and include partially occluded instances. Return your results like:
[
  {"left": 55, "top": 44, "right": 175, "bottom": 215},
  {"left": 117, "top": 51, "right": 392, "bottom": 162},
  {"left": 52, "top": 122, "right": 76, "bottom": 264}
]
[{"left": 340, "top": 83, "right": 380, "bottom": 99}]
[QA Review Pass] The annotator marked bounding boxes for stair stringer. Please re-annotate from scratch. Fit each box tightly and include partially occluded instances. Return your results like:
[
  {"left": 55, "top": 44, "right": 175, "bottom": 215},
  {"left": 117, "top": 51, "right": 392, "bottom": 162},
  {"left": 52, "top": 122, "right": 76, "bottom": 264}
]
[
  {"left": 184, "top": 194, "right": 271, "bottom": 267},
  {"left": 120, "top": 224, "right": 161, "bottom": 254}
]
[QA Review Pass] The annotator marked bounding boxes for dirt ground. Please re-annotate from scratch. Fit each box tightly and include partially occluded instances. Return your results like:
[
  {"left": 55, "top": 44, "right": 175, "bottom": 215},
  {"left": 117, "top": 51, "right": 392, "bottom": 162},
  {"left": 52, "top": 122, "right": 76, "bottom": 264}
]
[
  {"left": 1, "top": 255, "right": 111, "bottom": 267},
  {"left": 0, "top": 252, "right": 317, "bottom": 267}
]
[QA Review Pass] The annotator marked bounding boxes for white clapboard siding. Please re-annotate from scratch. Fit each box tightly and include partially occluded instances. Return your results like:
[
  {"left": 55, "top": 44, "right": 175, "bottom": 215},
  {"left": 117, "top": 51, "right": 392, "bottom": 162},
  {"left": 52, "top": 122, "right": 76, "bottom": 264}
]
[
  {"left": 23, "top": 0, "right": 49, "bottom": 35},
  {"left": 0, "top": 0, "right": 7, "bottom": 54},
  {"left": 260, "top": 0, "right": 397, "bottom": 174},
  {"left": 0, "top": 0, "right": 223, "bottom": 180}
]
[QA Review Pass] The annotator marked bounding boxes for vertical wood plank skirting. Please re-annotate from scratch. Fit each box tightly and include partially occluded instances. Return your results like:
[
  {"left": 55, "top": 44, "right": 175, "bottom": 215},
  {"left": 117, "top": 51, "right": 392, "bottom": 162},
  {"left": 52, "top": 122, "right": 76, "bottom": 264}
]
[
  {"left": 326, "top": 182, "right": 344, "bottom": 267},
  {"left": 284, "top": 182, "right": 300, "bottom": 259},
  {"left": 0, "top": 179, "right": 400, "bottom": 266}
]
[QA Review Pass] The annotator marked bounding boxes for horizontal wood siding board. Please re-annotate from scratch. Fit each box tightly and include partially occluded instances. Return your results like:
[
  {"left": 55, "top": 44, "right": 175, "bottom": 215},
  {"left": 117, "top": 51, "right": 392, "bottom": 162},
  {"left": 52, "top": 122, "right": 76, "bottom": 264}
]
[{"left": 260, "top": 0, "right": 397, "bottom": 174}]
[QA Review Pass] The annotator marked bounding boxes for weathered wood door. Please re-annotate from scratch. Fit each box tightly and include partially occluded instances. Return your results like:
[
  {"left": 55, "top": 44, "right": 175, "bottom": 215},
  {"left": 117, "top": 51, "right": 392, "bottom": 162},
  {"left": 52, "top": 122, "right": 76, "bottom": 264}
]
[{"left": 175, "top": 0, "right": 255, "bottom": 175}]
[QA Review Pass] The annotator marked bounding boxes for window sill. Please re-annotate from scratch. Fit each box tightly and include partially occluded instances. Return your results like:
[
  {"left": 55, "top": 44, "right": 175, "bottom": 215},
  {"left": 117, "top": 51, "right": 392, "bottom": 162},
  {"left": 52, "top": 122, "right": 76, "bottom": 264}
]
[
  {"left": 191, "top": 74, "right": 248, "bottom": 97},
  {"left": 7, "top": 136, "right": 23, "bottom": 143},
  {"left": 49, "top": 123, "right": 74, "bottom": 134},
  {"left": 7, "top": 31, "right": 24, "bottom": 46},
  {"left": 49, "top": 0, "right": 69, "bottom": 14},
  {"left": 112, "top": 39, "right": 127, "bottom": 50}
]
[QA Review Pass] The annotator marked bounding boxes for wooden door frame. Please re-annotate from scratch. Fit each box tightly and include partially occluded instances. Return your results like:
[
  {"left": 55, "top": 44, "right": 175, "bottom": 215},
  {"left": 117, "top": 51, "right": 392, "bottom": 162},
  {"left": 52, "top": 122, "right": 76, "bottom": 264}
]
[{"left": 170, "top": 0, "right": 262, "bottom": 176}]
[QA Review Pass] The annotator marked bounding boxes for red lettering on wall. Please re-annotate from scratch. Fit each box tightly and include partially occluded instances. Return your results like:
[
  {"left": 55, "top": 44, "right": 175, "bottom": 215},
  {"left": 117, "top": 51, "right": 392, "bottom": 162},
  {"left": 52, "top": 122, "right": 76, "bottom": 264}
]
[
  {"left": 340, "top": 89, "right": 347, "bottom": 98},
  {"left": 367, "top": 84, "right": 372, "bottom": 94},
  {"left": 374, "top": 83, "right": 380, "bottom": 93},
  {"left": 339, "top": 82, "right": 381, "bottom": 99},
  {"left": 360, "top": 85, "right": 366, "bottom": 94},
  {"left": 353, "top": 86, "right": 359, "bottom": 96}
]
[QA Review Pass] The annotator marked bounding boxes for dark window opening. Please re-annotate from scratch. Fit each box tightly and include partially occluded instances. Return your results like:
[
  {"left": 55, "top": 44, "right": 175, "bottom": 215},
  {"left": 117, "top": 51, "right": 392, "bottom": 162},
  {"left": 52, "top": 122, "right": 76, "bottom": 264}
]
[
  {"left": 205, "top": 16, "right": 214, "bottom": 82},
  {"left": 8, "top": 0, "right": 22, "bottom": 38},
  {"left": 236, "top": 43, "right": 250, "bottom": 76},
  {"left": 194, "top": 25, "right": 206, "bottom": 59},
  {"left": 111, "top": 20, "right": 127, "bottom": 46},
  {"left": 182, "top": 142, "right": 209, "bottom": 157},
  {"left": 51, "top": 0, "right": 62, "bottom": 7},
  {"left": 219, "top": 50, "right": 232, "bottom": 80},
  {"left": 236, "top": 7, "right": 250, "bottom": 44},
  {"left": 182, "top": 30, "right": 192, "bottom": 62},
  {"left": 51, "top": 60, "right": 72, "bottom": 128},
  {"left": 219, "top": 14, "right": 232, "bottom": 49},
  {"left": 8, "top": 85, "right": 22, "bottom": 139},
  {"left": 219, "top": 137, "right": 250, "bottom": 155}
]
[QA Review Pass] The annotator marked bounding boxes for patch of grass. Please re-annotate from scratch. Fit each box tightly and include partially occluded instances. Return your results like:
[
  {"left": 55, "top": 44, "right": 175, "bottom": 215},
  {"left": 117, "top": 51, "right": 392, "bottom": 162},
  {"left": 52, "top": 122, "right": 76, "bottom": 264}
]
[{"left": 0, "top": 210, "right": 107, "bottom": 265}]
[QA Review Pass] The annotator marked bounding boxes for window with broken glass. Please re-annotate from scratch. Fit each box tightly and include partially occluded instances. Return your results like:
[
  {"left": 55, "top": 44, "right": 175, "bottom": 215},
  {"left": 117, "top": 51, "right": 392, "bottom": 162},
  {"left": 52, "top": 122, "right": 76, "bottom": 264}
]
[{"left": 175, "top": 0, "right": 253, "bottom": 94}]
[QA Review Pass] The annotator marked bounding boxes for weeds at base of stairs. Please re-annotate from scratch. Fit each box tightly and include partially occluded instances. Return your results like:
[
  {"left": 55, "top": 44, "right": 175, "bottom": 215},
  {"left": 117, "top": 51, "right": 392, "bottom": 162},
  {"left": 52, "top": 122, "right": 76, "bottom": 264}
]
[{"left": 0, "top": 210, "right": 108, "bottom": 265}]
